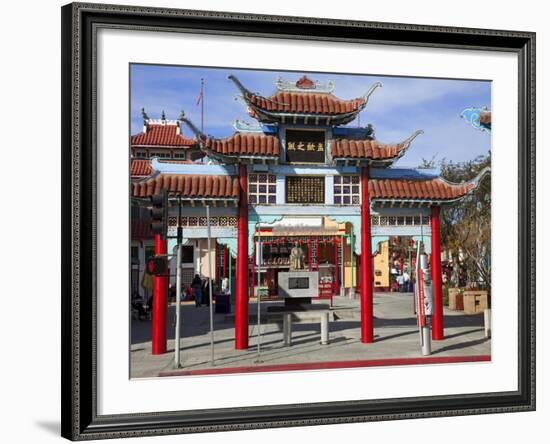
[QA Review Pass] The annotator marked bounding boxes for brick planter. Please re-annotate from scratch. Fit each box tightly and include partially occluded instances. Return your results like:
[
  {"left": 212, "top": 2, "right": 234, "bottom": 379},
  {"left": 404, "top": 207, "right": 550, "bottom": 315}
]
[{"left": 448, "top": 288, "right": 464, "bottom": 311}]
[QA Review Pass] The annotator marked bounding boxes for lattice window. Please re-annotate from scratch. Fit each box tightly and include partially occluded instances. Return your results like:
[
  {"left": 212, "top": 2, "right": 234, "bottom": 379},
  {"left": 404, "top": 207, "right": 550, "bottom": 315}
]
[
  {"left": 248, "top": 173, "right": 277, "bottom": 205},
  {"left": 135, "top": 150, "right": 147, "bottom": 158},
  {"left": 198, "top": 217, "right": 219, "bottom": 227},
  {"left": 180, "top": 217, "right": 188, "bottom": 226},
  {"left": 168, "top": 216, "right": 177, "bottom": 227},
  {"left": 149, "top": 151, "right": 171, "bottom": 158},
  {"left": 334, "top": 175, "right": 360, "bottom": 205},
  {"left": 368, "top": 215, "right": 430, "bottom": 226},
  {"left": 188, "top": 217, "right": 198, "bottom": 226},
  {"left": 228, "top": 217, "right": 238, "bottom": 226},
  {"left": 174, "top": 153, "right": 185, "bottom": 159}
]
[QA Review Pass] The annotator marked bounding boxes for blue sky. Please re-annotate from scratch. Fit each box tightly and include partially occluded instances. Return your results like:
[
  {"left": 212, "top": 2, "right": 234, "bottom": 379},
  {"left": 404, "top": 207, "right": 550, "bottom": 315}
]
[{"left": 130, "top": 64, "right": 491, "bottom": 166}]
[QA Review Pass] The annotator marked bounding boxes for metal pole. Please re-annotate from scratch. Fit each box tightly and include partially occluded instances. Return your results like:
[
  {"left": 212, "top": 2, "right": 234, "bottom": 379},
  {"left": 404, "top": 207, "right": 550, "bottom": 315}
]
[
  {"left": 206, "top": 204, "right": 215, "bottom": 366},
  {"left": 419, "top": 252, "right": 432, "bottom": 356},
  {"left": 174, "top": 243, "right": 182, "bottom": 367},
  {"left": 174, "top": 198, "right": 183, "bottom": 368},
  {"left": 421, "top": 323, "right": 432, "bottom": 356},
  {"left": 228, "top": 250, "right": 232, "bottom": 297},
  {"left": 255, "top": 237, "right": 263, "bottom": 363},
  {"left": 408, "top": 245, "right": 412, "bottom": 292},
  {"left": 415, "top": 241, "right": 423, "bottom": 345},
  {"left": 200, "top": 78, "right": 204, "bottom": 133},
  {"left": 484, "top": 308, "right": 491, "bottom": 338}
]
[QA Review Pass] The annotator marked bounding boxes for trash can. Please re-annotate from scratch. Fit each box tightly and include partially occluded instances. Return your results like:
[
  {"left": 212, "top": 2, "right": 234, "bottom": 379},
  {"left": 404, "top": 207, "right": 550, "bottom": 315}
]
[{"left": 215, "top": 293, "right": 231, "bottom": 314}]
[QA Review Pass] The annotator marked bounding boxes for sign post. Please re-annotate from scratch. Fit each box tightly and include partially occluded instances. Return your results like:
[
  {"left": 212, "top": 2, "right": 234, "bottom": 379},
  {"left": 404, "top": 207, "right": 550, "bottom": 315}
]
[
  {"left": 206, "top": 204, "right": 215, "bottom": 366},
  {"left": 415, "top": 242, "right": 433, "bottom": 356},
  {"left": 255, "top": 238, "right": 263, "bottom": 364},
  {"left": 174, "top": 197, "right": 183, "bottom": 369}
]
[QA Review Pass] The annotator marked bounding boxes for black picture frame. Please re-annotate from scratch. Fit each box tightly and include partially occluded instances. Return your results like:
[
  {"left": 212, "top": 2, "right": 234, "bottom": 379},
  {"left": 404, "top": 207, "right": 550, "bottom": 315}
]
[{"left": 61, "top": 2, "right": 536, "bottom": 440}]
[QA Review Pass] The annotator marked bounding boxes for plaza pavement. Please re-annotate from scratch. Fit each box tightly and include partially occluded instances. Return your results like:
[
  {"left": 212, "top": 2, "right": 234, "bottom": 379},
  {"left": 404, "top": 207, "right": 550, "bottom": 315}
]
[{"left": 130, "top": 292, "right": 491, "bottom": 378}]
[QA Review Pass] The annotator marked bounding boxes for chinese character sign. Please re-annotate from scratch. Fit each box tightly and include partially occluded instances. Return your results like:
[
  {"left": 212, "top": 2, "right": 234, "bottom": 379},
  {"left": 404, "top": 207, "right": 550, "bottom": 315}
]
[
  {"left": 286, "top": 129, "right": 325, "bottom": 163},
  {"left": 286, "top": 176, "right": 325, "bottom": 204}
]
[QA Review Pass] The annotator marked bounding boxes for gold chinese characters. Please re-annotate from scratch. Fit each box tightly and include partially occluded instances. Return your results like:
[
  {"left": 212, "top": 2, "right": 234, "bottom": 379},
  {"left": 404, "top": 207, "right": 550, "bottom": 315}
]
[{"left": 287, "top": 142, "right": 324, "bottom": 152}]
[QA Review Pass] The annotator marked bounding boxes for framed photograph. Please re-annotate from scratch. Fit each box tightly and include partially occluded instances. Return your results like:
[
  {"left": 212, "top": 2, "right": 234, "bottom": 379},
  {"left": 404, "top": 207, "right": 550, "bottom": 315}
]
[{"left": 61, "top": 2, "right": 535, "bottom": 440}]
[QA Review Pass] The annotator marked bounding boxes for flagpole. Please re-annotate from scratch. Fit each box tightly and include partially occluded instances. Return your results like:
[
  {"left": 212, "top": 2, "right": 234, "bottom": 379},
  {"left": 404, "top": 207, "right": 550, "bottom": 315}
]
[{"left": 200, "top": 78, "right": 204, "bottom": 133}]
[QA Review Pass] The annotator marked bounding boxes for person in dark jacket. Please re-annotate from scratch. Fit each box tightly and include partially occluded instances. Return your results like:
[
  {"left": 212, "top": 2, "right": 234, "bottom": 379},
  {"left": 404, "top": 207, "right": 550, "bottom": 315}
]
[{"left": 191, "top": 274, "right": 203, "bottom": 307}]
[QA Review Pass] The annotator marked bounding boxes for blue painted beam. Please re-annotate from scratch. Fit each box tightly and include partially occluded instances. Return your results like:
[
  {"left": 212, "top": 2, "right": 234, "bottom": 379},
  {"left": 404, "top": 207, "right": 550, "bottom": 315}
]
[
  {"left": 151, "top": 160, "right": 237, "bottom": 175},
  {"left": 369, "top": 167, "right": 440, "bottom": 180}
]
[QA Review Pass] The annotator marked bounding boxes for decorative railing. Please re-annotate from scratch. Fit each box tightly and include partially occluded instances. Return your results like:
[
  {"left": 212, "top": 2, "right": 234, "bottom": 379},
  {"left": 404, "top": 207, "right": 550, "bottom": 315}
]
[
  {"left": 370, "top": 215, "right": 430, "bottom": 226},
  {"left": 167, "top": 216, "right": 238, "bottom": 227}
]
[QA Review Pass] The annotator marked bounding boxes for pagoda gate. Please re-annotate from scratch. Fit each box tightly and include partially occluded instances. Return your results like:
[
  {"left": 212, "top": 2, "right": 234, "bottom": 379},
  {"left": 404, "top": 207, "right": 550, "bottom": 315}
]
[{"left": 131, "top": 74, "right": 489, "bottom": 352}]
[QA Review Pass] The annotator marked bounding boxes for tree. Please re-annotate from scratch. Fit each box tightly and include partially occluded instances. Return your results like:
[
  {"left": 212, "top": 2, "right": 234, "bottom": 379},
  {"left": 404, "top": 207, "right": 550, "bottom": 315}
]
[{"left": 420, "top": 153, "right": 491, "bottom": 292}]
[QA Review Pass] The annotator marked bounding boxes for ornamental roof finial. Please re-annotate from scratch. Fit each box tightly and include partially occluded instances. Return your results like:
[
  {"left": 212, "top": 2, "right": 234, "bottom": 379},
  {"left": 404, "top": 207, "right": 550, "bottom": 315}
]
[
  {"left": 228, "top": 74, "right": 252, "bottom": 96},
  {"left": 296, "top": 75, "right": 315, "bottom": 89},
  {"left": 361, "top": 82, "right": 383, "bottom": 104},
  {"left": 141, "top": 107, "right": 149, "bottom": 121},
  {"left": 161, "top": 110, "right": 166, "bottom": 121},
  {"left": 275, "top": 75, "right": 335, "bottom": 93},
  {"left": 179, "top": 111, "right": 206, "bottom": 140}
]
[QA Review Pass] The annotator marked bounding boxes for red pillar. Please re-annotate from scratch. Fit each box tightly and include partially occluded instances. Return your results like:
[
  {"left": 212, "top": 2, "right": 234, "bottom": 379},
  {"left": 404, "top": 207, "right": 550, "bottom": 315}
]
[
  {"left": 431, "top": 206, "right": 444, "bottom": 340},
  {"left": 308, "top": 237, "right": 312, "bottom": 271},
  {"left": 152, "top": 234, "right": 167, "bottom": 355},
  {"left": 251, "top": 242, "right": 256, "bottom": 298},
  {"left": 360, "top": 167, "right": 374, "bottom": 343},
  {"left": 333, "top": 238, "right": 340, "bottom": 296},
  {"left": 235, "top": 164, "right": 249, "bottom": 350}
]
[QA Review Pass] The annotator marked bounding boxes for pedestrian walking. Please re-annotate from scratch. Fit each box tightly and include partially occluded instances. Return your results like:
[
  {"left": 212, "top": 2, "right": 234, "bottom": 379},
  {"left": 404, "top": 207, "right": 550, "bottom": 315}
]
[
  {"left": 403, "top": 270, "right": 410, "bottom": 292},
  {"left": 396, "top": 274, "right": 404, "bottom": 292},
  {"left": 191, "top": 274, "right": 203, "bottom": 307},
  {"left": 202, "top": 278, "right": 210, "bottom": 307}
]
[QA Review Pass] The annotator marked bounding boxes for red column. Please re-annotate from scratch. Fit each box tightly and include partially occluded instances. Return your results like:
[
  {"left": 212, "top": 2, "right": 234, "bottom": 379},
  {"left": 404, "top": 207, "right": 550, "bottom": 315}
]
[
  {"left": 333, "top": 238, "right": 340, "bottom": 296},
  {"left": 223, "top": 246, "right": 227, "bottom": 278},
  {"left": 308, "top": 237, "right": 312, "bottom": 271},
  {"left": 152, "top": 233, "right": 167, "bottom": 355},
  {"left": 235, "top": 164, "right": 249, "bottom": 350},
  {"left": 431, "top": 206, "right": 444, "bottom": 340},
  {"left": 360, "top": 167, "right": 374, "bottom": 343},
  {"left": 251, "top": 242, "right": 256, "bottom": 298}
]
